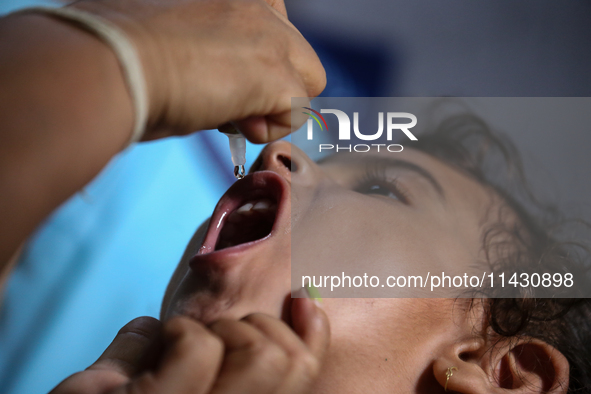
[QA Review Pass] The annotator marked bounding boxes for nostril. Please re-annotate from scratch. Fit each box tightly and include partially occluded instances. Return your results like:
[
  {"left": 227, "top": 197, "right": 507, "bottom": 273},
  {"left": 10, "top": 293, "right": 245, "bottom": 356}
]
[{"left": 278, "top": 155, "right": 295, "bottom": 172}]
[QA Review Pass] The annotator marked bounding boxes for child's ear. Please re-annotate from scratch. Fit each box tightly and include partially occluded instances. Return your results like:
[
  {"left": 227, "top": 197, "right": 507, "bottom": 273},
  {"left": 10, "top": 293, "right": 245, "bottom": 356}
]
[{"left": 432, "top": 336, "right": 569, "bottom": 393}]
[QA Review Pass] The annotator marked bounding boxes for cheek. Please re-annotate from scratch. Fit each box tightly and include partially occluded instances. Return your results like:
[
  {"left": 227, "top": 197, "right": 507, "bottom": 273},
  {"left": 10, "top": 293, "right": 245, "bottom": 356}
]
[
  {"left": 292, "top": 193, "right": 480, "bottom": 298},
  {"left": 311, "top": 299, "right": 445, "bottom": 393},
  {"left": 291, "top": 197, "right": 441, "bottom": 291}
]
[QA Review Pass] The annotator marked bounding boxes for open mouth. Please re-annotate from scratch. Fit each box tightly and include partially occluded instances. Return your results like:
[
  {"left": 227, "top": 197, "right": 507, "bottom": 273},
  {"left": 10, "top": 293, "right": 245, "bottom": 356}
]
[
  {"left": 215, "top": 198, "right": 277, "bottom": 250},
  {"left": 195, "top": 171, "right": 288, "bottom": 257},
  {"left": 181, "top": 169, "right": 296, "bottom": 326}
]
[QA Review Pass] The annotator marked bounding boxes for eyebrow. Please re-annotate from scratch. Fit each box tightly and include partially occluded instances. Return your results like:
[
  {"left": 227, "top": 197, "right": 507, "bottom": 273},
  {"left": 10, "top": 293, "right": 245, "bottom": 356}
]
[{"left": 319, "top": 155, "right": 446, "bottom": 200}]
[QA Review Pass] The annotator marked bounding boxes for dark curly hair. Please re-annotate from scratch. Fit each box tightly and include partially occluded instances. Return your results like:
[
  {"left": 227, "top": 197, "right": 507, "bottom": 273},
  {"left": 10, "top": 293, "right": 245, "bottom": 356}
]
[{"left": 411, "top": 113, "right": 591, "bottom": 392}]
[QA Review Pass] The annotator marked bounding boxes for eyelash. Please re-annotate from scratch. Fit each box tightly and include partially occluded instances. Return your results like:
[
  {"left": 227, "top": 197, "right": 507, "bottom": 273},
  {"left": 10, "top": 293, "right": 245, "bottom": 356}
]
[{"left": 353, "top": 162, "right": 411, "bottom": 204}]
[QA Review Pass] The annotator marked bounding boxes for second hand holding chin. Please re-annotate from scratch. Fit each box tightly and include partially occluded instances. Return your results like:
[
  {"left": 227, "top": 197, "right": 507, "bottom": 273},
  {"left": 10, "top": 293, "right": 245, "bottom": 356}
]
[{"left": 50, "top": 297, "right": 330, "bottom": 394}]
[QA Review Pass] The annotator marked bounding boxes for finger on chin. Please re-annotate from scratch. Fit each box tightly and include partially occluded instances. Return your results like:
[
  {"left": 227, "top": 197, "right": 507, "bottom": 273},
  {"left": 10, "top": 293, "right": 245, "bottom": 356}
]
[
  {"left": 89, "top": 316, "right": 163, "bottom": 378},
  {"left": 291, "top": 298, "right": 330, "bottom": 360}
]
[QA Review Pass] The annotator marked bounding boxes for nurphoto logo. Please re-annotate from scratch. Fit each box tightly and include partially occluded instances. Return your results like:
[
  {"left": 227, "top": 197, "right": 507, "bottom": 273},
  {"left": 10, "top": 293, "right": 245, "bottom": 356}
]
[{"left": 302, "top": 107, "right": 418, "bottom": 153}]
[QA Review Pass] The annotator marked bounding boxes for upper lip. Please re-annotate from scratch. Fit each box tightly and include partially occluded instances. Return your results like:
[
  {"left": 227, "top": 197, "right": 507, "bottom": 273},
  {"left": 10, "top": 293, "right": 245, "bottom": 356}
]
[{"left": 189, "top": 170, "right": 290, "bottom": 267}]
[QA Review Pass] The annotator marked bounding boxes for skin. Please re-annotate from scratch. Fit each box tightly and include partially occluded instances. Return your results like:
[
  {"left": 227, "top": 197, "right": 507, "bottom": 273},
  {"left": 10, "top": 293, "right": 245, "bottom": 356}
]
[{"left": 160, "top": 141, "right": 570, "bottom": 393}]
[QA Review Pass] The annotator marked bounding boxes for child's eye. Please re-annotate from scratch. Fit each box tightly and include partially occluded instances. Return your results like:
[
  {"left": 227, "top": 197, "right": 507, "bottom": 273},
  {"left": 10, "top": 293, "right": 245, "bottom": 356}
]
[
  {"left": 356, "top": 183, "right": 400, "bottom": 200},
  {"left": 354, "top": 179, "right": 410, "bottom": 204},
  {"left": 352, "top": 162, "right": 412, "bottom": 204}
]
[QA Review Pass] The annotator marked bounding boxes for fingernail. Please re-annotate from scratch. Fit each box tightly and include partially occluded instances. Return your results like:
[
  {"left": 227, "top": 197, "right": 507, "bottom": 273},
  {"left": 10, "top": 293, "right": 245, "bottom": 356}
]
[{"left": 305, "top": 284, "right": 323, "bottom": 305}]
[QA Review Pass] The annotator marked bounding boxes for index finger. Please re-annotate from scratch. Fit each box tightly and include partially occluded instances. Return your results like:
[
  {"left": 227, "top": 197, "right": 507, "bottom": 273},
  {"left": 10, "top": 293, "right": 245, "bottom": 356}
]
[
  {"left": 90, "top": 317, "right": 163, "bottom": 378},
  {"left": 150, "top": 316, "right": 224, "bottom": 394},
  {"left": 291, "top": 298, "right": 330, "bottom": 359}
]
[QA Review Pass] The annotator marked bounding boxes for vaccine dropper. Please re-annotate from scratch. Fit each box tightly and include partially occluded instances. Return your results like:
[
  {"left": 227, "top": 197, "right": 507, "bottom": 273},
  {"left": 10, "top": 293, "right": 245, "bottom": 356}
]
[{"left": 218, "top": 124, "right": 246, "bottom": 180}]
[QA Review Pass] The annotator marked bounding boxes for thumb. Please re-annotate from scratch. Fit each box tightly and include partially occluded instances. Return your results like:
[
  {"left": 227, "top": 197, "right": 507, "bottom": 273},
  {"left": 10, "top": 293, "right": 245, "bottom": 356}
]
[
  {"left": 89, "top": 316, "right": 163, "bottom": 378},
  {"left": 291, "top": 297, "right": 330, "bottom": 362}
]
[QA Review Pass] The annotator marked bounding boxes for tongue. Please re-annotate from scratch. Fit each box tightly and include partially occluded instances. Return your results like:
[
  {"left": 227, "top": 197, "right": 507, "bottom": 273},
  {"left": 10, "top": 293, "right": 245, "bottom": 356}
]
[{"left": 215, "top": 210, "right": 275, "bottom": 250}]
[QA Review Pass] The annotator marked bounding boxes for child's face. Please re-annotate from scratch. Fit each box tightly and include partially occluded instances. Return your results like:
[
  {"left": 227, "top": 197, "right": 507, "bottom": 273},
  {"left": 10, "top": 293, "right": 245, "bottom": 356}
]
[{"left": 161, "top": 141, "right": 497, "bottom": 392}]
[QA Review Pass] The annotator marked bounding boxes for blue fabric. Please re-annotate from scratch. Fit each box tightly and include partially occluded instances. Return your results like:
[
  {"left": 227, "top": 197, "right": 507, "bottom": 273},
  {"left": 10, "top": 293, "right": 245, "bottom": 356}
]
[{"left": 0, "top": 0, "right": 56, "bottom": 13}]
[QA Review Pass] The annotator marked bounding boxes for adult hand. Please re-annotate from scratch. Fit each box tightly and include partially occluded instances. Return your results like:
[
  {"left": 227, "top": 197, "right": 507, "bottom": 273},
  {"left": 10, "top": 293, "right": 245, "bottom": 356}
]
[
  {"left": 71, "top": 0, "right": 325, "bottom": 143},
  {"left": 50, "top": 298, "right": 329, "bottom": 394},
  {"left": 0, "top": 0, "right": 324, "bottom": 272}
]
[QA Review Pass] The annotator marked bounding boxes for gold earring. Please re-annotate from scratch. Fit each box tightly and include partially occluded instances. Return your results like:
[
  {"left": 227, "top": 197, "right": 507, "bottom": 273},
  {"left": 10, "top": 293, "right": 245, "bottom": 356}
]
[{"left": 444, "top": 367, "right": 458, "bottom": 392}]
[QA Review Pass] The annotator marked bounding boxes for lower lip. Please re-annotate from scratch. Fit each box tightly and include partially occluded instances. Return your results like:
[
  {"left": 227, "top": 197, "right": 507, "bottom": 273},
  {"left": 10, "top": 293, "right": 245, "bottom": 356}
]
[{"left": 189, "top": 232, "right": 272, "bottom": 269}]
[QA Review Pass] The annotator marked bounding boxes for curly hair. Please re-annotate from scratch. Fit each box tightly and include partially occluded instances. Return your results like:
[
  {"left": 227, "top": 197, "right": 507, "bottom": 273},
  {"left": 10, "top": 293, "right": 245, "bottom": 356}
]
[{"left": 412, "top": 113, "right": 591, "bottom": 392}]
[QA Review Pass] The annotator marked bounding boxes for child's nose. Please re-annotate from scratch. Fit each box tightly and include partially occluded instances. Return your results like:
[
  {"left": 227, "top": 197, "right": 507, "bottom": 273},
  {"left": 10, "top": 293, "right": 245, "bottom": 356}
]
[{"left": 251, "top": 141, "right": 323, "bottom": 186}]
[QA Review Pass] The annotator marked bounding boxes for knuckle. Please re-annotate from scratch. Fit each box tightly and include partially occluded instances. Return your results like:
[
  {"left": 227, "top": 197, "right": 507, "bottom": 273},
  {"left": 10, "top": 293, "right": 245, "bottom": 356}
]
[
  {"left": 163, "top": 315, "right": 191, "bottom": 335},
  {"left": 164, "top": 317, "right": 223, "bottom": 356},
  {"left": 249, "top": 341, "right": 289, "bottom": 374},
  {"left": 255, "top": 39, "right": 288, "bottom": 68},
  {"left": 309, "top": 61, "right": 327, "bottom": 95},
  {"left": 200, "top": 331, "right": 224, "bottom": 354},
  {"left": 242, "top": 334, "right": 267, "bottom": 354},
  {"left": 293, "top": 351, "right": 320, "bottom": 378},
  {"left": 116, "top": 317, "right": 161, "bottom": 344},
  {"left": 128, "top": 374, "right": 159, "bottom": 394},
  {"left": 56, "top": 371, "right": 88, "bottom": 391},
  {"left": 119, "top": 316, "right": 160, "bottom": 336},
  {"left": 241, "top": 312, "right": 270, "bottom": 325}
]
